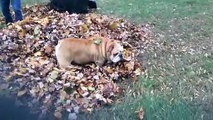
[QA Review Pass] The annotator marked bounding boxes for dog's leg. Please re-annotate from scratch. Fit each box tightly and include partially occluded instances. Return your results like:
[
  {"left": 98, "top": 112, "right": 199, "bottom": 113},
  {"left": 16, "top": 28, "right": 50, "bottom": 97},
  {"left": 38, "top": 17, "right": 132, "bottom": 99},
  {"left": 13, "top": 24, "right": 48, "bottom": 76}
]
[
  {"left": 56, "top": 57, "right": 71, "bottom": 69},
  {"left": 59, "top": 61, "right": 70, "bottom": 69},
  {"left": 95, "top": 59, "right": 106, "bottom": 71},
  {"left": 96, "top": 59, "right": 105, "bottom": 67}
]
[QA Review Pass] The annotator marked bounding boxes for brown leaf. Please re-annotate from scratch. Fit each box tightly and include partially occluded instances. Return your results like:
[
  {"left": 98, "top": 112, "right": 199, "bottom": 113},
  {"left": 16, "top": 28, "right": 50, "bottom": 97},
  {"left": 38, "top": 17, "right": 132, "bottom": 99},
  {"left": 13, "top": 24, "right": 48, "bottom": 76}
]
[
  {"left": 18, "top": 29, "right": 26, "bottom": 39},
  {"left": 44, "top": 45, "right": 54, "bottom": 54},
  {"left": 38, "top": 57, "right": 49, "bottom": 65},
  {"left": 54, "top": 111, "right": 62, "bottom": 120},
  {"left": 104, "top": 66, "right": 114, "bottom": 74},
  {"left": 125, "top": 61, "right": 134, "bottom": 71}
]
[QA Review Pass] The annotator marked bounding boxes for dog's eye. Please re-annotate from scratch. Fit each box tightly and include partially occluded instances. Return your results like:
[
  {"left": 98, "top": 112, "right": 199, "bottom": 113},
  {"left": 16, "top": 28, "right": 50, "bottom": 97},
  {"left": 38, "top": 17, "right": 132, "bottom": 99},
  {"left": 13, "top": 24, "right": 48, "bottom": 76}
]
[{"left": 113, "top": 53, "right": 118, "bottom": 56}]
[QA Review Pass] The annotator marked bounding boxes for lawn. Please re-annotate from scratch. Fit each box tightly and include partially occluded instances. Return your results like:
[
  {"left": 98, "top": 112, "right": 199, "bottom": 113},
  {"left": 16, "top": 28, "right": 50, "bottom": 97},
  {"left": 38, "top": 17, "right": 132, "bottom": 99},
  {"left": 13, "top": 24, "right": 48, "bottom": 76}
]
[
  {"left": 85, "top": 0, "right": 213, "bottom": 120},
  {"left": 1, "top": 0, "right": 213, "bottom": 120}
]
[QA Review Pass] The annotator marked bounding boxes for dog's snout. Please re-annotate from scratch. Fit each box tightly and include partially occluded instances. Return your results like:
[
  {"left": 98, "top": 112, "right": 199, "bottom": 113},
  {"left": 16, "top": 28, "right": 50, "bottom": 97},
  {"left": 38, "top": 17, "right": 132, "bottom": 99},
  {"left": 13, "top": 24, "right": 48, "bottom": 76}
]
[{"left": 119, "top": 54, "right": 123, "bottom": 58}]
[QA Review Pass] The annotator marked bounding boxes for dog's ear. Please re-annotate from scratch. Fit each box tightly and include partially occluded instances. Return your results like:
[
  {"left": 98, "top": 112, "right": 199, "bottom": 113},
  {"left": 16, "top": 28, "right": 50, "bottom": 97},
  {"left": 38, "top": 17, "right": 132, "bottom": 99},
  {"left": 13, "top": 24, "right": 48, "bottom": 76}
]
[{"left": 107, "top": 42, "right": 115, "bottom": 53}]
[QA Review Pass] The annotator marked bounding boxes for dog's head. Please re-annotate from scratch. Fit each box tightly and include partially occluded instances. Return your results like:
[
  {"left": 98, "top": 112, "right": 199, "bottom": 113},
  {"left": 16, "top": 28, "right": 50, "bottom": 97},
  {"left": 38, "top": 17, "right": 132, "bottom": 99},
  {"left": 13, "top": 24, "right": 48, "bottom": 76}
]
[{"left": 107, "top": 40, "right": 124, "bottom": 63}]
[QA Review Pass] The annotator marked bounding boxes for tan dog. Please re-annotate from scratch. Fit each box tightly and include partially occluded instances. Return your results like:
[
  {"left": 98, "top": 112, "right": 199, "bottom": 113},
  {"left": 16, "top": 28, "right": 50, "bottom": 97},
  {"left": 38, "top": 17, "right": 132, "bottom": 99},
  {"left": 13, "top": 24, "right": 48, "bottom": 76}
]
[{"left": 55, "top": 36, "right": 123, "bottom": 69}]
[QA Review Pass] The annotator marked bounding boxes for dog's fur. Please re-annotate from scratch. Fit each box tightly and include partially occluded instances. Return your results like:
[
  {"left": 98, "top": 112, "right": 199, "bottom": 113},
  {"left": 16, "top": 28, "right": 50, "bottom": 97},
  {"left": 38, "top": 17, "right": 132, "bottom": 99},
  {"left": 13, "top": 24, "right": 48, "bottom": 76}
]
[
  {"left": 48, "top": 0, "right": 97, "bottom": 14},
  {"left": 55, "top": 36, "right": 123, "bottom": 69}
]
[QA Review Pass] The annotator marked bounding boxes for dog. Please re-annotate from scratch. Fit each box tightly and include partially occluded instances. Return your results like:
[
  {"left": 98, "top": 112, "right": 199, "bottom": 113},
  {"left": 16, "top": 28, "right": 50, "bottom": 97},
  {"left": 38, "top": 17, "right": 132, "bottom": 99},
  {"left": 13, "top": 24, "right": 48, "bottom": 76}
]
[
  {"left": 55, "top": 36, "right": 123, "bottom": 69},
  {"left": 48, "top": 0, "right": 97, "bottom": 14}
]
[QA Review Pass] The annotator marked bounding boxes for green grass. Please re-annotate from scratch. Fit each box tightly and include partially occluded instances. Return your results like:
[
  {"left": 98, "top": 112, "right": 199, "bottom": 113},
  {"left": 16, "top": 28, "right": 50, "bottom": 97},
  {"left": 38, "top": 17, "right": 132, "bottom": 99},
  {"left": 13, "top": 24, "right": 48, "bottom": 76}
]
[
  {"left": 21, "top": 0, "right": 48, "bottom": 5},
  {"left": 92, "top": 0, "right": 213, "bottom": 120},
  {"left": 79, "top": 94, "right": 195, "bottom": 120},
  {"left": 1, "top": 0, "right": 213, "bottom": 120}
]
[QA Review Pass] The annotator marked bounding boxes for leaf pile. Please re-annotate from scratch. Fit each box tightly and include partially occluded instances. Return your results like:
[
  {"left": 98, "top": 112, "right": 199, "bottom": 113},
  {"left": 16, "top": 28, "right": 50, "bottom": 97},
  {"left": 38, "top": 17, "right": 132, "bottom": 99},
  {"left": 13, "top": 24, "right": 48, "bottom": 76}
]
[{"left": 0, "top": 4, "right": 153, "bottom": 118}]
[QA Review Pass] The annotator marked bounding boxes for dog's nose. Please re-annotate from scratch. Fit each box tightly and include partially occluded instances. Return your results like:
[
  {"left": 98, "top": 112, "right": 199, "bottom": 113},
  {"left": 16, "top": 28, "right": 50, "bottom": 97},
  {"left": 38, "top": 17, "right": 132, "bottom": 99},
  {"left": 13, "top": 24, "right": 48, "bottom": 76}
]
[{"left": 119, "top": 54, "right": 123, "bottom": 58}]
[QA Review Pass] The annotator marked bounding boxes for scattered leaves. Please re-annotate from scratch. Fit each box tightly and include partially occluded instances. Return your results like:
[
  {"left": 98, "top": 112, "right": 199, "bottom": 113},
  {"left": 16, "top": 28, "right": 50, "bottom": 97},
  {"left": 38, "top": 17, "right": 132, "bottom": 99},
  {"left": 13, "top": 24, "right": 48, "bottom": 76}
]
[{"left": 0, "top": 4, "right": 153, "bottom": 119}]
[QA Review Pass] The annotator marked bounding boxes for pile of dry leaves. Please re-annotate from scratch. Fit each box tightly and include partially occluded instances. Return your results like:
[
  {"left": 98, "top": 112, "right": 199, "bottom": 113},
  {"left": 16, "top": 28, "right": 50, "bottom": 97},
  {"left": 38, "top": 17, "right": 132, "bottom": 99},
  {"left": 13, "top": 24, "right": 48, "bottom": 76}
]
[{"left": 0, "top": 4, "right": 153, "bottom": 119}]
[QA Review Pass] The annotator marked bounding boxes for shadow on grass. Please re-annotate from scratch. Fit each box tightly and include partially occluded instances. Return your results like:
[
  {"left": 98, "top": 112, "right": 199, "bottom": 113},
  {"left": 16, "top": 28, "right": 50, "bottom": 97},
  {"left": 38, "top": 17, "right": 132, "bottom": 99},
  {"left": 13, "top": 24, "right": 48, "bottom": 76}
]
[{"left": 0, "top": 94, "right": 38, "bottom": 120}]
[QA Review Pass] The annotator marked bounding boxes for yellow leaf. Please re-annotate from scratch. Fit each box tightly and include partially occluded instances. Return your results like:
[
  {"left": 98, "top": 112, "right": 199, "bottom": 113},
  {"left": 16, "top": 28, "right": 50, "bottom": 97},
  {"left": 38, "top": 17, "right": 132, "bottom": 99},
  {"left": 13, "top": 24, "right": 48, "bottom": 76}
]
[
  {"left": 134, "top": 68, "right": 141, "bottom": 76},
  {"left": 93, "top": 38, "right": 102, "bottom": 45},
  {"left": 81, "top": 86, "right": 88, "bottom": 91},
  {"left": 87, "top": 108, "right": 93, "bottom": 112},
  {"left": 34, "top": 51, "right": 42, "bottom": 56},
  {"left": 88, "top": 86, "right": 95, "bottom": 91},
  {"left": 80, "top": 24, "right": 89, "bottom": 33},
  {"left": 109, "top": 21, "right": 120, "bottom": 30},
  {"left": 25, "top": 4, "right": 30, "bottom": 9},
  {"left": 49, "top": 70, "right": 59, "bottom": 80},
  {"left": 34, "top": 25, "right": 41, "bottom": 35}
]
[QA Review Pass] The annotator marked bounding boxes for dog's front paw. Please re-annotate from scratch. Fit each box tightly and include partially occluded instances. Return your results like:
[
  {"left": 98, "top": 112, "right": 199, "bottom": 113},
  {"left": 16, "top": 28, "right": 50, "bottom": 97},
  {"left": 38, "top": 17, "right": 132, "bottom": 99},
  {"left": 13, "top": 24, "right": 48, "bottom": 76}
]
[{"left": 95, "top": 60, "right": 106, "bottom": 67}]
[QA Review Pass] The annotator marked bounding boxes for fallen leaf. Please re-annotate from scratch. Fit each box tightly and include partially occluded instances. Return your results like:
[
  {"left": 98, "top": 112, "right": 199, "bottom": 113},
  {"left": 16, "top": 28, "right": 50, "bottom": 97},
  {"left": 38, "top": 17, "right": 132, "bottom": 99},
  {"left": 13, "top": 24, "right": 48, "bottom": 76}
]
[
  {"left": 34, "top": 25, "right": 41, "bottom": 35},
  {"left": 18, "top": 29, "right": 26, "bottom": 39},
  {"left": 109, "top": 21, "right": 120, "bottom": 30},
  {"left": 104, "top": 66, "right": 114, "bottom": 74},
  {"left": 34, "top": 51, "right": 42, "bottom": 56},
  {"left": 80, "top": 24, "right": 89, "bottom": 33},
  {"left": 136, "top": 108, "right": 145, "bottom": 120},
  {"left": 125, "top": 61, "right": 135, "bottom": 71},
  {"left": 88, "top": 86, "right": 95, "bottom": 91},
  {"left": 44, "top": 45, "right": 54, "bottom": 54},
  {"left": 54, "top": 111, "right": 62, "bottom": 120},
  {"left": 49, "top": 70, "right": 59, "bottom": 80},
  {"left": 93, "top": 38, "right": 102, "bottom": 45},
  {"left": 134, "top": 68, "right": 142, "bottom": 76},
  {"left": 17, "top": 90, "right": 27, "bottom": 97}
]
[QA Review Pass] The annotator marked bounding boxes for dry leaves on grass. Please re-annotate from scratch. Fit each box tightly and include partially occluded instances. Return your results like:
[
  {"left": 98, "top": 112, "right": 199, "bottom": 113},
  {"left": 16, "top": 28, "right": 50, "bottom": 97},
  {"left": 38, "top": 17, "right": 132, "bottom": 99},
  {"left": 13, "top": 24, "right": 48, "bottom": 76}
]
[{"left": 0, "top": 4, "right": 153, "bottom": 119}]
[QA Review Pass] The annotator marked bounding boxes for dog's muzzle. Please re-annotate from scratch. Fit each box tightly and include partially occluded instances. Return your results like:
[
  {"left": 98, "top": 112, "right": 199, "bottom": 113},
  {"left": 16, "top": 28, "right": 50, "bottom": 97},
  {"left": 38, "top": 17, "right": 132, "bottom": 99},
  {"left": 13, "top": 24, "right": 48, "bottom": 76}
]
[{"left": 111, "top": 52, "right": 123, "bottom": 63}]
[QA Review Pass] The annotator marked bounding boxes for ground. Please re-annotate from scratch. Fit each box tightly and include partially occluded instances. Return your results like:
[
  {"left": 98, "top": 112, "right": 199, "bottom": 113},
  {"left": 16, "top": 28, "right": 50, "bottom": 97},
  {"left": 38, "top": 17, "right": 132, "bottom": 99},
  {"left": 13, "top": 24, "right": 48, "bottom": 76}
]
[{"left": 1, "top": 0, "right": 213, "bottom": 120}]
